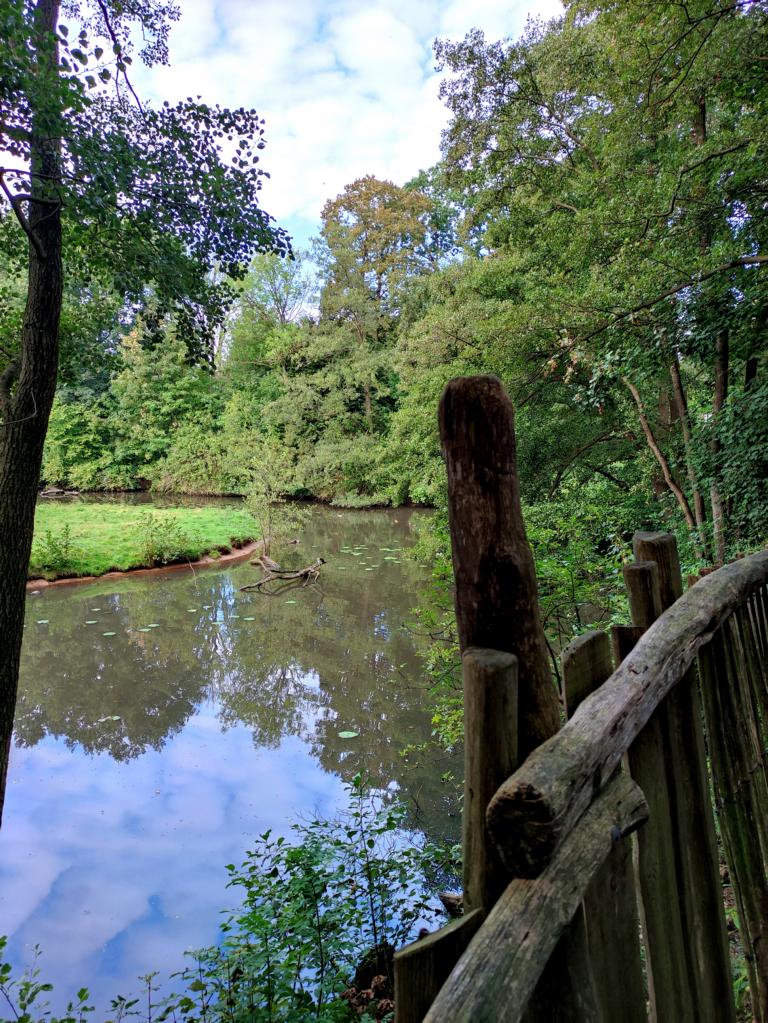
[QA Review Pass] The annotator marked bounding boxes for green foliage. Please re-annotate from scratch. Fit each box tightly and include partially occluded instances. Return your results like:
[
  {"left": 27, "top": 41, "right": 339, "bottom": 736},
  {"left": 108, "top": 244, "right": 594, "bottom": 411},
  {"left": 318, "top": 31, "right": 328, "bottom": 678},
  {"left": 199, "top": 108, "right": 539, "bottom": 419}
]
[
  {"left": 157, "top": 775, "right": 446, "bottom": 1022},
  {"left": 0, "top": 780, "right": 451, "bottom": 1022},
  {"left": 135, "top": 513, "right": 195, "bottom": 567},
  {"left": 29, "top": 523, "right": 81, "bottom": 577},
  {"left": 28, "top": 503, "right": 256, "bottom": 580}
]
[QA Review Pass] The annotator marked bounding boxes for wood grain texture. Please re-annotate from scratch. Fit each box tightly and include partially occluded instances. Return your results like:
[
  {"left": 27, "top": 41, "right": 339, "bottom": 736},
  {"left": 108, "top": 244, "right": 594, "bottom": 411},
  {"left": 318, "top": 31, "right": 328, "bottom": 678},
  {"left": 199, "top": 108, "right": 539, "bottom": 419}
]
[
  {"left": 424, "top": 773, "right": 648, "bottom": 1023},
  {"left": 394, "top": 910, "right": 484, "bottom": 1023},
  {"left": 699, "top": 625, "right": 768, "bottom": 1023},
  {"left": 462, "top": 648, "right": 518, "bottom": 913},
  {"left": 562, "top": 631, "right": 645, "bottom": 1023},
  {"left": 634, "top": 533, "right": 735, "bottom": 1023},
  {"left": 438, "top": 376, "right": 560, "bottom": 758},
  {"left": 486, "top": 548, "right": 768, "bottom": 878}
]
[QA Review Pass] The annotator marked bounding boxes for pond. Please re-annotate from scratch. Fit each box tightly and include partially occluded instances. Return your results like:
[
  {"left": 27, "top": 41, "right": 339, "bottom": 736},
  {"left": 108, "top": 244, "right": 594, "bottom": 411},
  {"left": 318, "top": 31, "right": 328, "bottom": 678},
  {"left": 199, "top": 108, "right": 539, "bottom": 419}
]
[{"left": 0, "top": 504, "right": 459, "bottom": 1012}]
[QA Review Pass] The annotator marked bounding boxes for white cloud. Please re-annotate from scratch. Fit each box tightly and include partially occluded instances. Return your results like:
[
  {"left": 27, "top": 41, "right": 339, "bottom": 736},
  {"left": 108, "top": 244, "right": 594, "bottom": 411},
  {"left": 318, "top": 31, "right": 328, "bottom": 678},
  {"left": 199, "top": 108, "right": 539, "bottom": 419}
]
[{"left": 132, "top": 0, "right": 563, "bottom": 248}]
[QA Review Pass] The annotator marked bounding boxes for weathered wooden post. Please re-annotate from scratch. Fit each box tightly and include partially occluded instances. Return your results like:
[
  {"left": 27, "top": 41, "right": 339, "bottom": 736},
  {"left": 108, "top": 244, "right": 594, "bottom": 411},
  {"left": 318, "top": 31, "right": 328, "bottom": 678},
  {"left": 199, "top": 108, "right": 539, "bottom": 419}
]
[
  {"left": 438, "top": 376, "right": 595, "bottom": 1020},
  {"left": 395, "top": 375, "right": 560, "bottom": 1022},
  {"left": 461, "top": 647, "right": 518, "bottom": 913},
  {"left": 438, "top": 375, "right": 560, "bottom": 758},
  {"left": 699, "top": 620, "right": 768, "bottom": 1022},
  {"left": 632, "top": 532, "right": 735, "bottom": 1023},
  {"left": 562, "top": 631, "right": 645, "bottom": 1022}
]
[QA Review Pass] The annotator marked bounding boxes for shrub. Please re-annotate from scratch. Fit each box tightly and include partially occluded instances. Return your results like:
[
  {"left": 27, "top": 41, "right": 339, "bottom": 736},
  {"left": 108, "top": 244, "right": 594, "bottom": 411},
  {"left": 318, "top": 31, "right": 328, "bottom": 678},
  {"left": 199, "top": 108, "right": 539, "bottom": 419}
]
[{"left": 136, "top": 513, "right": 195, "bottom": 567}]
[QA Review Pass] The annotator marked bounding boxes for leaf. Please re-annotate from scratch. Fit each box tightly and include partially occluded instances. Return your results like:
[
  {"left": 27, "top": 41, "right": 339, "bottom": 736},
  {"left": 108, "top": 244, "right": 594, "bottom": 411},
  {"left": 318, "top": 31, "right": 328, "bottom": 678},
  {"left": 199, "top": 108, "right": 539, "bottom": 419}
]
[
  {"left": 338, "top": 730, "right": 359, "bottom": 739},
  {"left": 85, "top": 620, "right": 97, "bottom": 624},
  {"left": 36, "top": 620, "right": 49, "bottom": 625},
  {"left": 102, "top": 631, "right": 116, "bottom": 636}
]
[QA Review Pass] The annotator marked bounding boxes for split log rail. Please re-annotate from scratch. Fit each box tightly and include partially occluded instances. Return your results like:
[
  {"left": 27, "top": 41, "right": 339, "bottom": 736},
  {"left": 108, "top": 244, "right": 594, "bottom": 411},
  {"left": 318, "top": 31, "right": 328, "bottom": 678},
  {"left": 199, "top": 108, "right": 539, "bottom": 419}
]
[{"left": 394, "top": 376, "right": 768, "bottom": 1022}]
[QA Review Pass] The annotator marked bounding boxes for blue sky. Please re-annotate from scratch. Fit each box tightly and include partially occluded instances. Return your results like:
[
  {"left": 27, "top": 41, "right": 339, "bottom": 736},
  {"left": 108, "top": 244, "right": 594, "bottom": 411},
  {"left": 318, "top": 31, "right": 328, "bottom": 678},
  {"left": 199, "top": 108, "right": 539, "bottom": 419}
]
[{"left": 136, "top": 0, "right": 562, "bottom": 250}]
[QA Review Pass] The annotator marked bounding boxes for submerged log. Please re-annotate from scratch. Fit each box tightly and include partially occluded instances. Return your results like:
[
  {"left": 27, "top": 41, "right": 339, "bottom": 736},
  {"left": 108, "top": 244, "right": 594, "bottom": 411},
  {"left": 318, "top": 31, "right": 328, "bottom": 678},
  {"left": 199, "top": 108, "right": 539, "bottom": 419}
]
[{"left": 239, "top": 556, "right": 325, "bottom": 591}]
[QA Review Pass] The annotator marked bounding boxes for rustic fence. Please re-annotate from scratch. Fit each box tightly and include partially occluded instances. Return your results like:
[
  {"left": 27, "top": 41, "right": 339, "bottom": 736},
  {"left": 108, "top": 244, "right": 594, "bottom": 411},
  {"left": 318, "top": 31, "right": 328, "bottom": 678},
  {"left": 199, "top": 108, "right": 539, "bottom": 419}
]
[{"left": 393, "top": 376, "right": 768, "bottom": 1023}]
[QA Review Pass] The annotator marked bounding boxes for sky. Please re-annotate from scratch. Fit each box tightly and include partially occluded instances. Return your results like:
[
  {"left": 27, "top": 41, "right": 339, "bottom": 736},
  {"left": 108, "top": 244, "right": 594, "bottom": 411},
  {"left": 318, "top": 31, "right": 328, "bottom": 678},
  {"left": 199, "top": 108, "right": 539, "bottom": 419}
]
[{"left": 135, "top": 0, "right": 563, "bottom": 251}]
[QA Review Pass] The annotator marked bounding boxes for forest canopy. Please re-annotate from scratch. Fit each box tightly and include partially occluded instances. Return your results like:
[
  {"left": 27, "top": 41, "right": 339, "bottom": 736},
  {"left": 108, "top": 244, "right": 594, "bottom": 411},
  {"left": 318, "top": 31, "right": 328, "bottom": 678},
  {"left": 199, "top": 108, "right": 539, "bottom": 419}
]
[{"left": 4, "top": 0, "right": 766, "bottom": 568}]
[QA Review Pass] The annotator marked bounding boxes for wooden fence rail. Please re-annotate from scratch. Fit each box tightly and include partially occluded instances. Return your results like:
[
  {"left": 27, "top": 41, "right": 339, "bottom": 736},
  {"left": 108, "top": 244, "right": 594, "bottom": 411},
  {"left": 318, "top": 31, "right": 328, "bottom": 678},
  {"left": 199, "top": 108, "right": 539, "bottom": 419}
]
[{"left": 394, "top": 376, "right": 768, "bottom": 1022}]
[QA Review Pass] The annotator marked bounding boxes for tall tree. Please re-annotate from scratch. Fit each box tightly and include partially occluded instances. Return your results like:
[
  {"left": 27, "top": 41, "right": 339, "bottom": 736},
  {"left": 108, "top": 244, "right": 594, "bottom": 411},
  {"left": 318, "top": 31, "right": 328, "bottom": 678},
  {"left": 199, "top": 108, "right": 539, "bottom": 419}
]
[
  {"left": 436, "top": 1, "right": 767, "bottom": 560},
  {"left": 0, "top": 0, "right": 287, "bottom": 821}
]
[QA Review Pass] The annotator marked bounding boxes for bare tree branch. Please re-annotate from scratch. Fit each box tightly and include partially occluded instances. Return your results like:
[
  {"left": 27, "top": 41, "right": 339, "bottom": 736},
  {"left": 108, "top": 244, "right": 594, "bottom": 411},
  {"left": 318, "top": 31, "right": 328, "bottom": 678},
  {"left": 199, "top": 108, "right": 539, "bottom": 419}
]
[{"left": 0, "top": 173, "right": 45, "bottom": 259}]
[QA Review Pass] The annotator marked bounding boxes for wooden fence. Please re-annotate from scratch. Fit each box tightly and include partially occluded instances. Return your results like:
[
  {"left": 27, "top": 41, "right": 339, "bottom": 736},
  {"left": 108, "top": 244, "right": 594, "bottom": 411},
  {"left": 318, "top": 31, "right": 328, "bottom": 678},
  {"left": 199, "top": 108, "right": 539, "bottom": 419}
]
[{"left": 393, "top": 376, "right": 768, "bottom": 1022}]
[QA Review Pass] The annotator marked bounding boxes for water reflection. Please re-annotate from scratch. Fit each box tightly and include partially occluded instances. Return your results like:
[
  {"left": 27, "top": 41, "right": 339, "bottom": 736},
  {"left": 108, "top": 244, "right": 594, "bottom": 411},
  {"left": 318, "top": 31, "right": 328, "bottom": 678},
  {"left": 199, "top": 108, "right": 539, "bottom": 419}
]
[{"left": 2, "top": 506, "right": 458, "bottom": 1011}]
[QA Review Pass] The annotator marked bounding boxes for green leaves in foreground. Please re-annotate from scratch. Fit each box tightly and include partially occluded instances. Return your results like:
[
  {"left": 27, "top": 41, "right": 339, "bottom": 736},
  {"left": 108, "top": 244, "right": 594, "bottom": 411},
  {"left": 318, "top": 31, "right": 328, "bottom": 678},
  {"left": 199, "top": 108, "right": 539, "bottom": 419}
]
[{"left": 0, "top": 778, "right": 456, "bottom": 1022}]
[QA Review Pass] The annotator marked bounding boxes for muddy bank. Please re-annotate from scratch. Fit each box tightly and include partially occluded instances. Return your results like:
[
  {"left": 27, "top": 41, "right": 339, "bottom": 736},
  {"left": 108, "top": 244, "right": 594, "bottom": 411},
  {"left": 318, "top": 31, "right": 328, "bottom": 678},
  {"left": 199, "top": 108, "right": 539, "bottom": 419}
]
[{"left": 27, "top": 539, "right": 264, "bottom": 590}]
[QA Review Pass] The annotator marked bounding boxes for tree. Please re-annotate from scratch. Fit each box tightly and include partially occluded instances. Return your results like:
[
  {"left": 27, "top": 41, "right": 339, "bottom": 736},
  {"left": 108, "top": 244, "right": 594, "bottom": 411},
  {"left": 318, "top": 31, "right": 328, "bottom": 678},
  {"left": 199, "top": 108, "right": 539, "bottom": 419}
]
[
  {"left": 0, "top": 0, "right": 288, "bottom": 821},
  {"left": 435, "top": 2, "right": 767, "bottom": 561}
]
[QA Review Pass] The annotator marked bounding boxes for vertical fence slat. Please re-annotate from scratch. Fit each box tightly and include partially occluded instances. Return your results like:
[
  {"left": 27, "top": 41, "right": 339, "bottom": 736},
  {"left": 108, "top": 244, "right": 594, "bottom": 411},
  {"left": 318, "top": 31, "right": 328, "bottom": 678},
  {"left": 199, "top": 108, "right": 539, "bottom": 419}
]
[
  {"left": 621, "top": 560, "right": 694, "bottom": 1020},
  {"left": 633, "top": 532, "right": 736, "bottom": 1023},
  {"left": 562, "top": 631, "right": 645, "bottom": 1023},
  {"left": 462, "top": 647, "right": 518, "bottom": 913},
  {"left": 699, "top": 625, "right": 768, "bottom": 1023},
  {"left": 395, "top": 911, "right": 485, "bottom": 1023}
]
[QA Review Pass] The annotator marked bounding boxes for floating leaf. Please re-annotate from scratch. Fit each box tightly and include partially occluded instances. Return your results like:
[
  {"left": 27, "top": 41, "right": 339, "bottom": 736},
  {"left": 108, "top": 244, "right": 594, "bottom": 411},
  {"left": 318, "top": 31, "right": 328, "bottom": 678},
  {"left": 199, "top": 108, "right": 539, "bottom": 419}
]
[
  {"left": 186, "top": 608, "right": 197, "bottom": 612},
  {"left": 102, "top": 632, "right": 116, "bottom": 637},
  {"left": 138, "top": 627, "right": 151, "bottom": 632},
  {"left": 243, "top": 616, "right": 255, "bottom": 621},
  {"left": 37, "top": 620, "right": 49, "bottom": 625},
  {"left": 230, "top": 614, "right": 240, "bottom": 619},
  {"left": 85, "top": 620, "right": 97, "bottom": 625},
  {"left": 147, "top": 623, "right": 160, "bottom": 628},
  {"left": 285, "top": 599, "right": 297, "bottom": 604},
  {"left": 91, "top": 608, "right": 101, "bottom": 611},
  {"left": 338, "top": 730, "right": 359, "bottom": 739}
]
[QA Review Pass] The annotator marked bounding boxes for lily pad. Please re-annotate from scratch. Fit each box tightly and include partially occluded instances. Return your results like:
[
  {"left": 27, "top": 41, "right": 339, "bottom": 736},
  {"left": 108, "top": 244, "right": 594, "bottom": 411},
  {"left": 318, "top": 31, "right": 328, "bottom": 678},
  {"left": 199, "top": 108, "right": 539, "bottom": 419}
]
[
  {"left": 338, "top": 730, "right": 359, "bottom": 739},
  {"left": 285, "top": 599, "right": 297, "bottom": 604},
  {"left": 36, "top": 620, "right": 49, "bottom": 625},
  {"left": 138, "top": 627, "right": 152, "bottom": 632},
  {"left": 186, "top": 608, "right": 197, "bottom": 612},
  {"left": 147, "top": 623, "right": 160, "bottom": 628},
  {"left": 85, "top": 620, "right": 98, "bottom": 625},
  {"left": 102, "top": 632, "right": 116, "bottom": 637},
  {"left": 243, "top": 616, "right": 255, "bottom": 621}
]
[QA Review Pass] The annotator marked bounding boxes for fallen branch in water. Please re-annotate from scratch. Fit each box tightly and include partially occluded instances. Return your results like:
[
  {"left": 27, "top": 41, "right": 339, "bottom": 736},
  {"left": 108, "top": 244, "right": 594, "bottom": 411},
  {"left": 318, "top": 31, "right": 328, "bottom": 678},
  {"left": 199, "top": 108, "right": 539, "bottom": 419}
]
[{"left": 239, "top": 556, "right": 326, "bottom": 591}]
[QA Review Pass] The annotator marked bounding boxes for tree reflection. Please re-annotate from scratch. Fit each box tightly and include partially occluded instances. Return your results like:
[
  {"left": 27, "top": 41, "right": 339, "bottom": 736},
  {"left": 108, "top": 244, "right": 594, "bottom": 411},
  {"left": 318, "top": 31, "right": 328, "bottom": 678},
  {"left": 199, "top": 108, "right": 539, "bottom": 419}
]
[{"left": 17, "top": 508, "right": 459, "bottom": 838}]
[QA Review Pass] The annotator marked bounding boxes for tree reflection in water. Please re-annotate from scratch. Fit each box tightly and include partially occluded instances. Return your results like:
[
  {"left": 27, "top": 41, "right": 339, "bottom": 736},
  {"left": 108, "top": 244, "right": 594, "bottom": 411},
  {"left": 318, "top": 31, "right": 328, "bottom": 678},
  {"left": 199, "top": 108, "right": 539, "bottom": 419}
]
[{"left": 17, "top": 505, "right": 459, "bottom": 839}]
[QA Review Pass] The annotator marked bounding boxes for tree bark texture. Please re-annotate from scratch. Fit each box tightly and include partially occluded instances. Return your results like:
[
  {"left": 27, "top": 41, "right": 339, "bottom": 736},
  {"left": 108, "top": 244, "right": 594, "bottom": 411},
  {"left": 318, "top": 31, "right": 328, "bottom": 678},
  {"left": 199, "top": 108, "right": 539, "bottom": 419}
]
[
  {"left": 0, "top": 0, "right": 63, "bottom": 824},
  {"left": 438, "top": 375, "right": 560, "bottom": 759}
]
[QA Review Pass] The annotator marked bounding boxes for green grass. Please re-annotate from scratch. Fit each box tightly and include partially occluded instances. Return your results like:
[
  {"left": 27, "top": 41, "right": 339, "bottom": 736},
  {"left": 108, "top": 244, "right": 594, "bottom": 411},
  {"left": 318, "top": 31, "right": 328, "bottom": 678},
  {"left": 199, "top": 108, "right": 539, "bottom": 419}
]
[{"left": 29, "top": 501, "right": 257, "bottom": 580}]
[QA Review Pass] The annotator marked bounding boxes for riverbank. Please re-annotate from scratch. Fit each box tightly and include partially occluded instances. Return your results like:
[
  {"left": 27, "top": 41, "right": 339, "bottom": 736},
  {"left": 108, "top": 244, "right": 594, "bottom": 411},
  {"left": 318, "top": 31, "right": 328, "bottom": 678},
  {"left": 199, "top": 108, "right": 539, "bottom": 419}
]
[{"left": 29, "top": 502, "right": 259, "bottom": 581}]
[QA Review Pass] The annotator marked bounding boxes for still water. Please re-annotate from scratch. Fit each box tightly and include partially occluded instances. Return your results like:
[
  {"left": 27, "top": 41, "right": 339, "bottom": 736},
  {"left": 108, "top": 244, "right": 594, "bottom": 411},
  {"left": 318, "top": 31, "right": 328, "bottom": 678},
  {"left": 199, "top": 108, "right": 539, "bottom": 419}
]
[{"left": 0, "top": 505, "right": 457, "bottom": 1011}]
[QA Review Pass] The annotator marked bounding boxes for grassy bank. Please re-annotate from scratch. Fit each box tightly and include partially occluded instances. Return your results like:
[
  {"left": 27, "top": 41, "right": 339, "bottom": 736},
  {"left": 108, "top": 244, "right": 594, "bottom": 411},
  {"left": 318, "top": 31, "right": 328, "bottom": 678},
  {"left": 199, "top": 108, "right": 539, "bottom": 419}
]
[{"left": 29, "top": 501, "right": 257, "bottom": 580}]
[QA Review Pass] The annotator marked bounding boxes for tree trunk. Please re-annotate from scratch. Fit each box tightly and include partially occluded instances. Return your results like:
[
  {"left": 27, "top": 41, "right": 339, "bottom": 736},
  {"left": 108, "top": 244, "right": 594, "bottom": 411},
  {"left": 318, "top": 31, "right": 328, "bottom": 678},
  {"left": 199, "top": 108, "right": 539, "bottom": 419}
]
[
  {"left": 669, "top": 358, "right": 712, "bottom": 561},
  {"left": 0, "top": 0, "right": 62, "bottom": 824},
  {"left": 622, "top": 376, "right": 698, "bottom": 537},
  {"left": 710, "top": 328, "right": 729, "bottom": 565}
]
